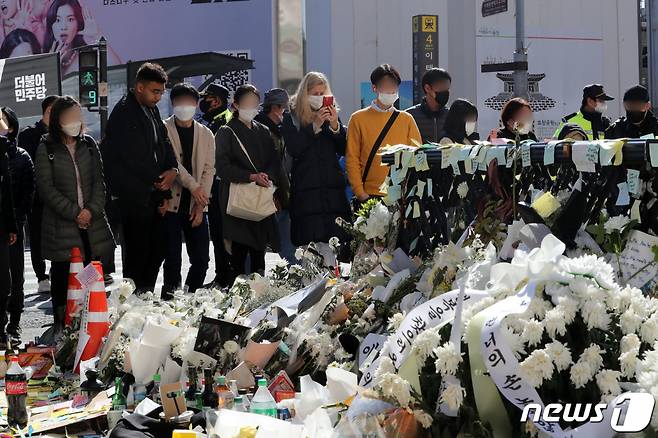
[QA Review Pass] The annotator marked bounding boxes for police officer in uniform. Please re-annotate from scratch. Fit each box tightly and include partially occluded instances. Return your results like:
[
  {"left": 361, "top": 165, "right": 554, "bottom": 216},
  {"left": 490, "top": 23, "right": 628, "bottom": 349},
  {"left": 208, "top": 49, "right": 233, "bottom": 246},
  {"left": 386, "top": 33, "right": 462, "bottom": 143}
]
[
  {"left": 199, "top": 83, "right": 233, "bottom": 288},
  {"left": 606, "top": 85, "right": 658, "bottom": 139},
  {"left": 554, "top": 84, "right": 614, "bottom": 140}
]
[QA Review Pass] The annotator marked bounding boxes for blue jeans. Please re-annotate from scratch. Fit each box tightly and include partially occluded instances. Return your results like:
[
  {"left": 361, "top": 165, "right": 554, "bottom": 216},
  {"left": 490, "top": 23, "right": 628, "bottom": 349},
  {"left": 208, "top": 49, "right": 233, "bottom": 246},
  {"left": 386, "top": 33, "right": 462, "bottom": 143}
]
[
  {"left": 276, "top": 210, "right": 297, "bottom": 264},
  {"left": 163, "top": 211, "right": 210, "bottom": 295}
]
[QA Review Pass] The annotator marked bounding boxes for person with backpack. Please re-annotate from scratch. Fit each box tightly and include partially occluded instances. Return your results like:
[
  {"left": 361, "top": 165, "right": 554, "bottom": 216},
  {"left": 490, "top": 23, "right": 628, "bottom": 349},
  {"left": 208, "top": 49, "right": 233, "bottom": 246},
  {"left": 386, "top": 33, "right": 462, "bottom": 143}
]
[
  {"left": 34, "top": 96, "right": 114, "bottom": 337},
  {"left": 346, "top": 64, "right": 421, "bottom": 205}
]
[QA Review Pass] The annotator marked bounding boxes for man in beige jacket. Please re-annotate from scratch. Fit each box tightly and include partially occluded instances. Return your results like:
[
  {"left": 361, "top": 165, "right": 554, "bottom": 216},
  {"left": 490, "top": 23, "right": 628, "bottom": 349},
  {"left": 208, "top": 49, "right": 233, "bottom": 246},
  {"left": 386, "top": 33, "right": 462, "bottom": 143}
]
[{"left": 162, "top": 83, "right": 215, "bottom": 298}]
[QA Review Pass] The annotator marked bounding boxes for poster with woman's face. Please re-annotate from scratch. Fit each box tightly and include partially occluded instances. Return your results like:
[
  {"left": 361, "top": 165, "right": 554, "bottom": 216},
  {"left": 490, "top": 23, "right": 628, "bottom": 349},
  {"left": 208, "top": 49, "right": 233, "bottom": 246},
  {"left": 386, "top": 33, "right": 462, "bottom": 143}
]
[{"left": 0, "top": 0, "right": 274, "bottom": 91}]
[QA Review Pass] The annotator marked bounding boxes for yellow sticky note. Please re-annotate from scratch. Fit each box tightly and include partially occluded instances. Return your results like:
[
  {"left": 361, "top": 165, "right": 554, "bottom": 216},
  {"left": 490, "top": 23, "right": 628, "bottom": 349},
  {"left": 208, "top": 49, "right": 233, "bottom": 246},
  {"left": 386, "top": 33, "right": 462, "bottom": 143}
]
[
  {"left": 413, "top": 202, "right": 421, "bottom": 218},
  {"left": 531, "top": 192, "right": 561, "bottom": 219}
]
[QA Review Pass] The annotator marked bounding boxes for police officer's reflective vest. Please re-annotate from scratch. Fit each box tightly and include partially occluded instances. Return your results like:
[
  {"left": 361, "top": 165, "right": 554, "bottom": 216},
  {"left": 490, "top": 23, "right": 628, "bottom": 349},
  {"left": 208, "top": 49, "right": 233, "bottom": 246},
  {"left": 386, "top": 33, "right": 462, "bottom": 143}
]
[{"left": 553, "top": 111, "right": 606, "bottom": 140}]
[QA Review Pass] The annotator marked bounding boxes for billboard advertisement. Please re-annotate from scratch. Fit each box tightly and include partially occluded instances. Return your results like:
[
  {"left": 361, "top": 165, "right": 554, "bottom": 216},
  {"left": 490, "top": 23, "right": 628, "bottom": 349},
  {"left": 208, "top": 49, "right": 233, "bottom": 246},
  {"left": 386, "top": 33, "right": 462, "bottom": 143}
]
[{"left": 0, "top": 0, "right": 274, "bottom": 91}]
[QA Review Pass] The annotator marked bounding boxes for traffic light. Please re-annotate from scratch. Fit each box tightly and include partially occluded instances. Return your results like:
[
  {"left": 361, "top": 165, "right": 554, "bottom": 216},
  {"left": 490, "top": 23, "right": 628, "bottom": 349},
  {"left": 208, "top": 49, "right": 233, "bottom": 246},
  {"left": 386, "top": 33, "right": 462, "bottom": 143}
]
[{"left": 79, "top": 48, "right": 99, "bottom": 108}]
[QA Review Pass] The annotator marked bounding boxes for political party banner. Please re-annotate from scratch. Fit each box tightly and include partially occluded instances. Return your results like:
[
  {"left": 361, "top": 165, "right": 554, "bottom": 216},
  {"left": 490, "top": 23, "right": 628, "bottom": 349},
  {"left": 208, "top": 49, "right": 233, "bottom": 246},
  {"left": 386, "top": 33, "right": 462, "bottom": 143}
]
[
  {"left": 0, "top": 52, "right": 60, "bottom": 117},
  {"left": 0, "top": 0, "right": 273, "bottom": 91}
]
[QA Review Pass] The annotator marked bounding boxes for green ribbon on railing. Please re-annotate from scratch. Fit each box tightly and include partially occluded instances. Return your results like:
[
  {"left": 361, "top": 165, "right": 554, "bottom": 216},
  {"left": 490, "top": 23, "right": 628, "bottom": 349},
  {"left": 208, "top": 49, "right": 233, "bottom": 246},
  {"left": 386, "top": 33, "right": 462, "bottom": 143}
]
[{"left": 466, "top": 312, "right": 512, "bottom": 438}]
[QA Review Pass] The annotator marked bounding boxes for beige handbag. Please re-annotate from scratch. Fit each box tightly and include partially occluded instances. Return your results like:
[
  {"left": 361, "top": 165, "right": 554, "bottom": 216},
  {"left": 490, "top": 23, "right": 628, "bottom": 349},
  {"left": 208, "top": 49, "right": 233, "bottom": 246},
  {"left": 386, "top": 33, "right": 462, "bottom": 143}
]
[{"left": 225, "top": 128, "right": 277, "bottom": 222}]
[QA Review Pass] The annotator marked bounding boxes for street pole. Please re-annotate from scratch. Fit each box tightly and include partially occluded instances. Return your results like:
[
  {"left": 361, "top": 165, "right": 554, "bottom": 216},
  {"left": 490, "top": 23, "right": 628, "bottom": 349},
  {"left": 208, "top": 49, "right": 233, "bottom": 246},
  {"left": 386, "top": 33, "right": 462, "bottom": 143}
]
[
  {"left": 513, "top": 0, "right": 529, "bottom": 100},
  {"left": 649, "top": 0, "right": 658, "bottom": 105},
  {"left": 98, "top": 37, "right": 108, "bottom": 138}
]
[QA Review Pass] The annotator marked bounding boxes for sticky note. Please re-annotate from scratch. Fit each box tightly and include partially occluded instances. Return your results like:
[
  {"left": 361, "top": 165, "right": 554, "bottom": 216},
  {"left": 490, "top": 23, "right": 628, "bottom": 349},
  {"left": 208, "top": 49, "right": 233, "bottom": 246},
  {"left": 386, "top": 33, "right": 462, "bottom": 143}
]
[
  {"left": 631, "top": 199, "right": 642, "bottom": 223},
  {"left": 641, "top": 133, "right": 656, "bottom": 140},
  {"left": 506, "top": 147, "right": 514, "bottom": 168},
  {"left": 415, "top": 152, "right": 430, "bottom": 171},
  {"left": 452, "top": 163, "right": 461, "bottom": 176},
  {"left": 572, "top": 143, "right": 596, "bottom": 173},
  {"left": 384, "top": 185, "right": 402, "bottom": 205},
  {"left": 586, "top": 143, "right": 599, "bottom": 164},
  {"left": 476, "top": 145, "right": 488, "bottom": 163},
  {"left": 401, "top": 150, "right": 414, "bottom": 169},
  {"left": 394, "top": 152, "right": 400, "bottom": 168},
  {"left": 544, "top": 143, "right": 555, "bottom": 165},
  {"left": 465, "top": 159, "right": 473, "bottom": 174},
  {"left": 491, "top": 146, "right": 506, "bottom": 166},
  {"left": 627, "top": 169, "right": 641, "bottom": 195},
  {"left": 405, "top": 202, "right": 413, "bottom": 217},
  {"left": 441, "top": 147, "right": 452, "bottom": 169},
  {"left": 427, "top": 178, "right": 433, "bottom": 197},
  {"left": 616, "top": 182, "right": 630, "bottom": 206},
  {"left": 390, "top": 167, "right": 403, "bottom": 185},
  {"left": 521, "top": 144, "right": 531, "bottom": 167},
  {"left": 650, "top": 143, "right": 658, "bottom": 167},
  {"left": 531, "top": 192, "right": 561, "bottom": 219},
  {"left": 417, "top": 180, "right": 426, "bottom": 198},
  {"left": 412, "top": 202, "right": 421, "bottom": 219},
  {"left": 460, "top": 147, "right": 473, "bottom": 161},
  {"left": 469, "top": 145, "right": 481, "bottom": 160}
]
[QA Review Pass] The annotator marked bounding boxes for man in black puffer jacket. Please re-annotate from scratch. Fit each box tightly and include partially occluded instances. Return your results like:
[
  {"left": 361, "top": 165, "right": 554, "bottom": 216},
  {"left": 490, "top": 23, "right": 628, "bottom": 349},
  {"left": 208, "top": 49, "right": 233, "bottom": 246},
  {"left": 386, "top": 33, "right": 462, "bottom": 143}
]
[
  {"left": 2, "top": 107, "right": 34, "bottom": 344},
  {"left": 405, "top": 68, "right": 452, "bottom": 144}
]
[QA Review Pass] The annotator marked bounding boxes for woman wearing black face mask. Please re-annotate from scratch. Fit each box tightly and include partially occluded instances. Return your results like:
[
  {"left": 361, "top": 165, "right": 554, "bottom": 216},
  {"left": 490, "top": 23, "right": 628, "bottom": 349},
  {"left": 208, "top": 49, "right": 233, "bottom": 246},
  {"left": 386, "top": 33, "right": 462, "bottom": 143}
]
[
  {"left": 606, "top": 85, "right": 658, "bottom": 139},
  {"left": 406, "top": 68, "right": 452, "bottom": 143}
]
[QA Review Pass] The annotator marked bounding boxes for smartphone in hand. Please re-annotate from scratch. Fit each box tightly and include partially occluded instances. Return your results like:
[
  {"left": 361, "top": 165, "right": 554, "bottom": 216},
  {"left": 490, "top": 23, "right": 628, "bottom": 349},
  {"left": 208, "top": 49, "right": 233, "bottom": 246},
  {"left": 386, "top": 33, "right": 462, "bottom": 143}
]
[{"left": 323, "top": 95, "right": 334, "bottom": 108}]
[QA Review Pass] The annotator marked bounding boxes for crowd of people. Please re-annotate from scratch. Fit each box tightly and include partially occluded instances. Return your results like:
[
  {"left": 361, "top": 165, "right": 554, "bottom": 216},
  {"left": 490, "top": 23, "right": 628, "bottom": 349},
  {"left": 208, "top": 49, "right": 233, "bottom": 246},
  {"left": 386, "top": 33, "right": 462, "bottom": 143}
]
[{"left": 0, "top": 60, "right": 654, "bottom": 347}]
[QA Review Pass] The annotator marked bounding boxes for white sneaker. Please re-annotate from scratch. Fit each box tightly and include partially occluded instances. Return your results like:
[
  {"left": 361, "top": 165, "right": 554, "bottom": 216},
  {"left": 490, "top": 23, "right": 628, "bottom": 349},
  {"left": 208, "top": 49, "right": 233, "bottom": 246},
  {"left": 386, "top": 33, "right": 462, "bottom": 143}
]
[{"left": 37, "top": 279, "right": 50, "bottom": 293}]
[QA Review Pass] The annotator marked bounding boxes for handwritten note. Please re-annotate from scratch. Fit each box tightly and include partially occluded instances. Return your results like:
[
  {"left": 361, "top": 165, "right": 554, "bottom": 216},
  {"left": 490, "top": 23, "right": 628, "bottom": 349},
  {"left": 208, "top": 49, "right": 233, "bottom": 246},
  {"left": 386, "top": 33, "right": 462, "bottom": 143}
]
[
  {"left": 650, "top": 143, "right": 658, "bottom": 168},
  {"left": 521, "top": 144, "right": 531, "bottom": 167},
  {"left": 627, "top": 169, "right": 641, "bottom": 196},
  {"left": 585, "top": 143, "right": 599, "bottom": 164},
  {"left": 620, "top": 230, "right": 658, "bottom": 289},
  {"left": 427, "top": 178, "right": 433, "bottom": 198},
  {"left": 616, "top": 182, "right": 630, "bottom": 206},
  {"left": 572, "top": 143, "right": 596, "bottom": 173},
  {"left": 544, "top": 143, "right": 555, "bottom": 165},
  {"left": 383, "top": 185, "right": 402, "bottom": 206},
  {"left": 441, "top": 147, "right": 452, "bottom": 169},
  {"left": 401, "top": 150, "right": 414, "bottom": 169},
  {"left": 76, "top": 264, "right": 100, "bottom": 290},
  {"left": 415, "top": 152, "right": 430, "bottom": 171}
]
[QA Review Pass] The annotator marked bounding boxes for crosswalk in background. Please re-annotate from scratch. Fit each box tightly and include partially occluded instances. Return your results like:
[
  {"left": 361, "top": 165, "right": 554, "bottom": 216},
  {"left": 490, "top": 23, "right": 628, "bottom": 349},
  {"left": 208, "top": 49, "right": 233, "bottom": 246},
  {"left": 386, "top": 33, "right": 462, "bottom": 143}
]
[{"left": 20, "top": 245, "right": 282, "bottom": 342}]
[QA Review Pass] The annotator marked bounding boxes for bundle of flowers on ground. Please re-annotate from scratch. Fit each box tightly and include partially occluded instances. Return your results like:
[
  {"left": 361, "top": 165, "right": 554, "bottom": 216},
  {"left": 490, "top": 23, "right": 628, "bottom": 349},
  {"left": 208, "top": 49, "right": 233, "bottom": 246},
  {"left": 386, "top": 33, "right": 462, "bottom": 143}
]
[{"left": 50, "top": 191, "right": 658, "bottom": 436}]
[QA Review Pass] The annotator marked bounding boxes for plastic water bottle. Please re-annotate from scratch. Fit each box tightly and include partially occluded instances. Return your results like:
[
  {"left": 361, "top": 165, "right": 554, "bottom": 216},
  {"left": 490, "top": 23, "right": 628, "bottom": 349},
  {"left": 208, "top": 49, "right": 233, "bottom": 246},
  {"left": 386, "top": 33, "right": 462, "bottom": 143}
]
[
  {"left": 233, "top": 395, "right": 247, "bottom": 412},
  {"left": 249, "top": 379, "right": 276, "bottom": 417}
]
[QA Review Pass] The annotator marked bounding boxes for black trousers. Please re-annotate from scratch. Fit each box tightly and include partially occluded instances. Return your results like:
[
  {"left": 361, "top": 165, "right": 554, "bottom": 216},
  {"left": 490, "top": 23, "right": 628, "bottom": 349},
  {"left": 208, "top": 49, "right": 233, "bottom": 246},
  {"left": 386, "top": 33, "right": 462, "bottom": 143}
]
[
  {"left": 208, "top": 179, "right": 232, "bottom": 285},
  {"left": 231, "top": 241, "right": 265, "bottom": 279},
  {"left": 0, "top": 223, "right": 11, "bottom": 332},
  {"left": 120, "top": 199, "right": 167, "bottom": 293},
  {"left": 7, "top": 226, "right": 25, "bottom": 321},
  {"left": 27, "top": 201, "right": 48, "bottom": 281},
  {"left": 50, "top": 260, "right": 70, "bottom": 310}
]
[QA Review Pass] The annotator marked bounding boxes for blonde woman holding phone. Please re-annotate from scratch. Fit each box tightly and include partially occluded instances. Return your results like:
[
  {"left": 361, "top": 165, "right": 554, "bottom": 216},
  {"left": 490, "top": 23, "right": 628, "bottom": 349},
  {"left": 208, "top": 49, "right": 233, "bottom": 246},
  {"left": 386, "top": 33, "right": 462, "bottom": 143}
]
[{"left": 281, "top": 71, "right": 351, "bottom": 265}]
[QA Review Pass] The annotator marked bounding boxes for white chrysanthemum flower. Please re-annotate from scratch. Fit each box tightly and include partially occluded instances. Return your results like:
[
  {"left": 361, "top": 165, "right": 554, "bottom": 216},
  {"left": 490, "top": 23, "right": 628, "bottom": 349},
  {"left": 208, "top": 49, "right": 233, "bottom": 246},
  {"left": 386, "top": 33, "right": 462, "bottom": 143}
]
[
  {"left": 294, "top": 247, "right": 305, "bottom": 261},
  {"left": 377, "top": 373, "right": 412, "bottom": 407},
  {"left": 374, "top": 356, "right": 396, "bottom": 382},
  {"left": 524, "top": 299, "right": 552, "bottom": 320},
  {"left": 621, "top": 333, "right": 641, "bottom": 354},
  {"left": 413, "top": 409, "right": 433, "bottom": 429},
  {"left": 223, "top": 340, "right": 240, "bottom": 354},
  {"left": 545, "top": 341, "right": 573, "bottom": 372},
  {"left": 570, "top": 361, "right": 594, "bottom": 388},
  {"left": 596, "top": 369, "right": 622, "bottom": 395},
  {"left": 329, "top": 236, "right": 340, "bottom": 249},
  {"left": 387, "top": 312, "right": 406, "bottom": 332},
  {"left": 544, "top": 308, "right": 567, "bottom": 339},
  {"left": 556, "top": 296, "right": 578, "bottom": 324},
  {"left": 641, "top": 316, "right": 658, "bottom": 344},
  {"left": 521, "top": 319, "right": 544, "bottom": 347},
  {"left": 604, "top": 215, "right": 630, "bottom": 233},
  {"left": 275, "top": 259, "right": 288, "bottom": 268},
  {"left": 412, "top": 327, "right": 442, "bottom": 363},
  {"left": 433, "top": 342, "right": 463, "bottom": 377},
  {"left": 519, "top": 350, "right": 553, "bottom": 388},
  {"left": 440, "top": 381, "right": 465, "bottom": 411},
  {"left": 457, "top": 182, "right": 469, "bottom": 199},
  {"left": 582, "top": 300, "right": 611, "bottom": 330},
  {"left": 620, "top": 351, "right": 639, "bottom": 378},
  {"left": 580, "top": 344, "right": 604, "bottom": 372},
  {"left": 501, "top": 323, "right": 525, "bottom": 360},
  {"left": 620, "top": 309, "right": 643, "bottom": 335}
]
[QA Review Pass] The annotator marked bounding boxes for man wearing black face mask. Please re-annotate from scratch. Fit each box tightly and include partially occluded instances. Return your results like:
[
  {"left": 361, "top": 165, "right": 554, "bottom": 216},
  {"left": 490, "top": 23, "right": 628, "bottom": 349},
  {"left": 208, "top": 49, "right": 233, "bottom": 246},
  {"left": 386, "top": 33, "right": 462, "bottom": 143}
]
[
  {"left": 606, "top": 85, "right": 658, "bottom": 139},
  {"left": 199, "top": 84, "right": 232, "bottom": 135},
  {"left": 406, "top": 68, "right": 451, "bottom": 143},
  {"left": 199, "top": 83, "right": 233, "bottom": 288}
]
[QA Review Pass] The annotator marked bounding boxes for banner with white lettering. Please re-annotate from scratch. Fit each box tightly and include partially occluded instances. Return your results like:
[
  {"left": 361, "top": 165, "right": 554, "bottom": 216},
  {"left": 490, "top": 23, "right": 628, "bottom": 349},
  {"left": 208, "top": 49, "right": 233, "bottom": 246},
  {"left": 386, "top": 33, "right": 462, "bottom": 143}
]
[{"left": 0, "top": 53, "right": 61, "bottom": 118}]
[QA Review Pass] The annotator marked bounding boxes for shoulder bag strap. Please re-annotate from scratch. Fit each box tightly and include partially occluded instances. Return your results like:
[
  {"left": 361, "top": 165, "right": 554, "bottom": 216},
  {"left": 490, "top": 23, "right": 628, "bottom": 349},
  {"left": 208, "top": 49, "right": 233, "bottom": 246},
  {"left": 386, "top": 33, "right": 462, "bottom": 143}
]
[
  {"left": 362, "top": 110, "right": 400, "bottom": 183},
  {"left": 226, "top": 127, "right": 259, "bottom": 173}
]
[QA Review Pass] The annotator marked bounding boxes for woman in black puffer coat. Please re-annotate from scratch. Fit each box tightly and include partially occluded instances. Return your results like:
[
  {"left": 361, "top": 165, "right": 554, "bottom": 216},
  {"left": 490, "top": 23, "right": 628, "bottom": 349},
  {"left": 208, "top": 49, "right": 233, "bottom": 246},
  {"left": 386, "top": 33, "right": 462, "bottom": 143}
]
[{"left": 281, "top": 72, "right": 351, "bottom": 261}]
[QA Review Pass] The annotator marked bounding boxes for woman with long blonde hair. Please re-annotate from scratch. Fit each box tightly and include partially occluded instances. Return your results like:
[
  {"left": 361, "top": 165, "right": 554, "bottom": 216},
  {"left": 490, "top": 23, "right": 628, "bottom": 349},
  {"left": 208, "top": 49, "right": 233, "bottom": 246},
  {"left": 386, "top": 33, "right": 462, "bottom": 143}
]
[{"left": 281, "top": 71, "right": 351, "bottom": 265}]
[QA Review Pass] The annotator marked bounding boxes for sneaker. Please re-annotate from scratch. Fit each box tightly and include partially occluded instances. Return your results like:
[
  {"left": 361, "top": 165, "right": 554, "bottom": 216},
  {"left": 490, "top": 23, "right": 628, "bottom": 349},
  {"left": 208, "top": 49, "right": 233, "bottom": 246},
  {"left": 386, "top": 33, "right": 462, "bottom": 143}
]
[
  {"left": 6, "top": 322, "right": 20, "bottom": 338},
  {"left": 37, "top": 279, "right": 50, "bottom": 294}
]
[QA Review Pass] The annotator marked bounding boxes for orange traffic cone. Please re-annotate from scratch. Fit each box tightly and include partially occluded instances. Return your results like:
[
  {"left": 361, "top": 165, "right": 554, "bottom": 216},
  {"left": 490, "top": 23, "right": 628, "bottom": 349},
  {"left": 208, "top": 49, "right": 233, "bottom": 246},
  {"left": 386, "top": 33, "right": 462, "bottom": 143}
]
[
  {"left": 64, "top": 247, "right": 84, "bottom": 327},
  {"left": 75, "top": 261, "right": 109, "bottom": 372}
]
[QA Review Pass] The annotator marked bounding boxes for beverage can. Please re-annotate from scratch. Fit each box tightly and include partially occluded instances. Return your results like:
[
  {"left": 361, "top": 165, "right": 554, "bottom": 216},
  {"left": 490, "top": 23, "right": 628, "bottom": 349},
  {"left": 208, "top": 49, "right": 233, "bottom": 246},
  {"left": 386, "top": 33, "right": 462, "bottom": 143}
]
[{"left": 277, "top": 407, "right": 291, "bottom": 421}]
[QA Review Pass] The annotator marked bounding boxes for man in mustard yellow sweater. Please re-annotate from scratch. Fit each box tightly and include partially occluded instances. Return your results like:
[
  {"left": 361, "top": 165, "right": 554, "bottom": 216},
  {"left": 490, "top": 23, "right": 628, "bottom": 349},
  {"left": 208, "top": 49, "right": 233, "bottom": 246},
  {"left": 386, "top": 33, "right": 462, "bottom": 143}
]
[{"left": 346, "top": 64, "right": 422, "bottom": 203}]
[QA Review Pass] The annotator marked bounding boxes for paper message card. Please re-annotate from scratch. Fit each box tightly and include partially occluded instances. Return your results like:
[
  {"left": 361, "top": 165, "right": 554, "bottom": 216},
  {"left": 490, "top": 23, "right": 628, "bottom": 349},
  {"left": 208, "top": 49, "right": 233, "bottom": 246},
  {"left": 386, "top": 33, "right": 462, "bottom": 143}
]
[{"left": 620, "top": 230, "right": 658, "bottom": 289}]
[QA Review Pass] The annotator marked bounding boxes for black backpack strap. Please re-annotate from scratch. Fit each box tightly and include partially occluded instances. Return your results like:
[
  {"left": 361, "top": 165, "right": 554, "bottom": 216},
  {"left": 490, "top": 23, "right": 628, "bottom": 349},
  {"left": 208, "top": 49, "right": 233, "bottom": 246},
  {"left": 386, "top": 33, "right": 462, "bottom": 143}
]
[{"left": 362, "top": 110, "right": 400, "bottom": 183}]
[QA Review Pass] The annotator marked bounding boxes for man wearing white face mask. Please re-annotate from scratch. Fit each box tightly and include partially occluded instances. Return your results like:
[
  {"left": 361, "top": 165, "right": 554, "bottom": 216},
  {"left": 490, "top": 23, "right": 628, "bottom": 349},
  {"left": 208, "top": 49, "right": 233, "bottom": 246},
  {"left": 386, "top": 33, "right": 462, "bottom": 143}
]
[
  {"left": 554, "top": 84, "right": 614, "bottom": 140},
  {"left": 346, "top": 64, "right": 421, "bottom": 204},
  {"left": 161, "top": 83, "right": 215, "bottom": 298}
]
